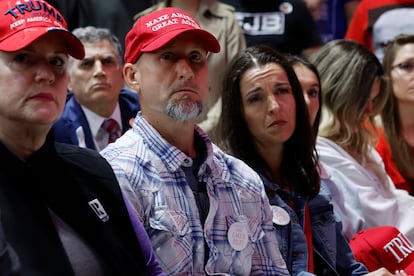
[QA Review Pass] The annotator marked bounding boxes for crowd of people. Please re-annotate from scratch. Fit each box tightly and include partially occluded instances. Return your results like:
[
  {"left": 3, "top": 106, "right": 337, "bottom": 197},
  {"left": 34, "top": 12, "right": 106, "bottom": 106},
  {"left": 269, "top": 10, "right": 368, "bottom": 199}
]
[{"left": 2, "top": 0, "right": 414, "bottom": 275}]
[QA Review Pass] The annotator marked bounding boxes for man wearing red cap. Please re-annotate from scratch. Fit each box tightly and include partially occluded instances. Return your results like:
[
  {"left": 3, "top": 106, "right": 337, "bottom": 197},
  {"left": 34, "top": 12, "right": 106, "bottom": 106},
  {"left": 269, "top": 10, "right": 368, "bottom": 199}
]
[
  {"left": 0, "top": 0, "right": 164, "bottom": 275},
  {"left": 101, "top": 7, "right": 290, "bottom": 275}
]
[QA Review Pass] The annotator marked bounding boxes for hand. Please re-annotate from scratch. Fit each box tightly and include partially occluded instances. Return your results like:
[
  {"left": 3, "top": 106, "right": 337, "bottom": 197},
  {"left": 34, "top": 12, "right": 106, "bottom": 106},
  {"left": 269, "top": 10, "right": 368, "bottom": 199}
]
[
  {"left": 364, "top": 267, "right": 410, "bottom": 276},
  {"left": 395, "top": 270, "right": 410, "bottom": 276}
]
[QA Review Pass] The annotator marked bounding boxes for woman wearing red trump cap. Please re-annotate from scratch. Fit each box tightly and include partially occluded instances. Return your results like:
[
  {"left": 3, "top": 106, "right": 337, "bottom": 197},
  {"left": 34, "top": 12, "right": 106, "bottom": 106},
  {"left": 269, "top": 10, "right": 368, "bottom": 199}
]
[{"left": 0, "top": 0, "right": 164, "bottom": 275}]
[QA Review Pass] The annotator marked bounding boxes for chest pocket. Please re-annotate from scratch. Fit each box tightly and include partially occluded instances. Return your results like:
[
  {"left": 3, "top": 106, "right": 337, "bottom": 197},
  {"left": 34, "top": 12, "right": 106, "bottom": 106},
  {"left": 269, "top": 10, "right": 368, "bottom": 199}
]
[
  {"left": 148, "top": 208, "right": 194, "bottom": 273},
  {"left": 226, "top": 215, "right": 264, "bottom": 243},
  {"left": 207, "top": 215, "right": 264, "bottom": 276},
  {"left": 309, "top": 189, "right": 336, "bottom": 228},
  {"left": 309, "top": 197, "right": 337, "bottom": 259}
]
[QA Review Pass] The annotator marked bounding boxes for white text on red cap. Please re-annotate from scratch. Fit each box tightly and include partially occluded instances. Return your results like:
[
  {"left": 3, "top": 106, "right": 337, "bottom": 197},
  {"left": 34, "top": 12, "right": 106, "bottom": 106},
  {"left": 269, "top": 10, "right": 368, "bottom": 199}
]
[
  {"left": 384, "top": 232, "right": 414, "bottom": 263},
  {"left": 4, "top": 0, "right": 63, "bottom": 22},
  {"left": 145, "top": 11, "right": 200, "bottom": 32}
]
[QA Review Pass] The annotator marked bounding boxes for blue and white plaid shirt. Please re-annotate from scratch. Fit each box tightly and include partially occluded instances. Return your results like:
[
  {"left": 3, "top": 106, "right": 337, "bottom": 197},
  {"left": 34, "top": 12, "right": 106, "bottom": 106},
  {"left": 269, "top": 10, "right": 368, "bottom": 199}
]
[{"left": 100, "top": 112, "right": 289, "bottom": 276}]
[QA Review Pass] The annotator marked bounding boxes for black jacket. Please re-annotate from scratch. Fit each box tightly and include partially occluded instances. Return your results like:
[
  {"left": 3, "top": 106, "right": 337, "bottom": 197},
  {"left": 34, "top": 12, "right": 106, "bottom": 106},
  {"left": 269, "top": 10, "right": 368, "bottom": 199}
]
[{"left": 0, "top": 136, "right": 147, "bottom": 275}]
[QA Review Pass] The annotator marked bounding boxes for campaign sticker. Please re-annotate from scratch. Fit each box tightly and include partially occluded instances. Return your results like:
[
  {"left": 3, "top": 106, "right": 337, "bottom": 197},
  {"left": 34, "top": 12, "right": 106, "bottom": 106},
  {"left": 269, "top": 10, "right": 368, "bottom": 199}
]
[
  {"left": 271, "top": 205, "right": 290, "bottom": 225},
  {"left": 227, "top": 222, "right": 249, "bottom": 251}
]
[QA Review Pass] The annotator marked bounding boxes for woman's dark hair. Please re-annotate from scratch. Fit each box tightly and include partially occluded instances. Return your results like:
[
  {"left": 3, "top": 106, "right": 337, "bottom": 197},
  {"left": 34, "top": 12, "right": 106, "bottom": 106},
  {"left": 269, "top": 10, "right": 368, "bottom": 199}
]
[{"left": 219, "top": 45, "right": 320, "bottom": 198}]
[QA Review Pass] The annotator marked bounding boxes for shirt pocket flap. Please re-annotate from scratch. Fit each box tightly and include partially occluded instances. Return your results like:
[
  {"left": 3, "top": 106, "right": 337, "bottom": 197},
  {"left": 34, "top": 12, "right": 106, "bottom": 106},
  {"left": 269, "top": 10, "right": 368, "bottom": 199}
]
[{"left": 149, "top": 207, "right": 191, "bottom": 237}]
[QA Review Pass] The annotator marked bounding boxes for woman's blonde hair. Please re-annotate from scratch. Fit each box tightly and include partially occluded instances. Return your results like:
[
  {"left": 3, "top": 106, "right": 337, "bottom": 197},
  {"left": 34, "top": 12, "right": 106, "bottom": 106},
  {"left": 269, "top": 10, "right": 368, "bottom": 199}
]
[{"left": 310, "top": 39, "right": 387, "bottom": 162}]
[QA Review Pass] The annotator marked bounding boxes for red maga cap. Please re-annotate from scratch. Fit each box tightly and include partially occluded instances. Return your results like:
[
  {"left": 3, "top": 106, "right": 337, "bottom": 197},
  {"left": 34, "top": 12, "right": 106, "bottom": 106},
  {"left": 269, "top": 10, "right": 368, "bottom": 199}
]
[
  {"left": 350, "top": 226, "right": 414, "bottom": 273},
  {"left": 0, "top": 0, "right": 84, "bottom": 59},
  {"left": 125, "top": 7, "right": 220, "bottom": 64}
]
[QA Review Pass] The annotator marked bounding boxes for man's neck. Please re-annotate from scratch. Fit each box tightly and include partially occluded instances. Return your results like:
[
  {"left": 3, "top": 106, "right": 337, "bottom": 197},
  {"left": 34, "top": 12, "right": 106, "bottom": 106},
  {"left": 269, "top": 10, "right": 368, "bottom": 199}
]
[
  {"left": 144, "top": 113, "right": 196, "bottom": 157},
  {"left": 80, "top": 99, "right": 117, "bottom": 118}
]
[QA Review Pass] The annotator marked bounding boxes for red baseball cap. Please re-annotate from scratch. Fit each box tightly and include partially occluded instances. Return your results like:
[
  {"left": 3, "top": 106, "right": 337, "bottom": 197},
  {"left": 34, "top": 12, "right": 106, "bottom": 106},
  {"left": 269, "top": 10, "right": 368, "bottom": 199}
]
[
  {"left": 0, "top": 0, "right": 84, "bottom": 59},
  {"left": 350, "top": 226, "right": 414, "bottom": 273},
  {"left": 125, "top": 7, "right": 220, "bottom": 64}
]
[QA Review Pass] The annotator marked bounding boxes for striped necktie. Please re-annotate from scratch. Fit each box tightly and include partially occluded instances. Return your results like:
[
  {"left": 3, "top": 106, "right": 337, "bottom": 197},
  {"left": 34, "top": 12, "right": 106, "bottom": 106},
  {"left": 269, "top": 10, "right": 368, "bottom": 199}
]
[{"left": 101, "top": 118, "right": 121, "bottom": 143}]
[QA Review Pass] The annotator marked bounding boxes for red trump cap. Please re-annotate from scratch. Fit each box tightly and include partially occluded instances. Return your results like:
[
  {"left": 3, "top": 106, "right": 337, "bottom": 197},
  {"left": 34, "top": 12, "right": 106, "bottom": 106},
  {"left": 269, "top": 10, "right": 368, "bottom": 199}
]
[
  {"left": 124, "top": 7, "right": 220, "bottom": 63},
  {"left": 0, "top": 0, "right": 84, "bottom": 59},
  {"left": 350, "top": 226, "right": 414, "bottom": 274}
]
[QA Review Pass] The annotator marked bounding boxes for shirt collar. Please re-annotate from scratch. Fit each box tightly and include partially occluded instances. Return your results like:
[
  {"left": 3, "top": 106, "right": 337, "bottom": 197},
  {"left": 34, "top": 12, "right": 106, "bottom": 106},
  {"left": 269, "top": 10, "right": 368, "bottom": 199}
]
[
  {"left": 198, "top": 0, "right": 225, "bottom": 18},
  {"left": 132, "top": 112, "right": 214, "bottom": 174}
]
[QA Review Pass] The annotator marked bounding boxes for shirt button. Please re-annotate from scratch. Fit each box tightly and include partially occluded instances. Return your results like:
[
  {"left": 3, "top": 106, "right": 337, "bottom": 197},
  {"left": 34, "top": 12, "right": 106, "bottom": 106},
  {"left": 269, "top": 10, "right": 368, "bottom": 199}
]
[{"left": 183, "top": 157, "right": 192, "bottom": 167}]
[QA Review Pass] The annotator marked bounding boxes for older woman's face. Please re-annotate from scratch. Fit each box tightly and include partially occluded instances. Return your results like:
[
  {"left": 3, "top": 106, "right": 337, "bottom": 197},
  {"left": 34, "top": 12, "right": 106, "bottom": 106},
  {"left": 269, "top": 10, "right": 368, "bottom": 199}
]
[
  {"left": 293, "top": 64, "right": 320, "bottom": 127},
  {"left": 0, "top": 33, "right": 69, "bottom": 127},
  {"left": 390, "top": 43, "right": 414, "bottom": 103},
  {"left": 240, "top": 62, "right": 296, "bottom": 150}
]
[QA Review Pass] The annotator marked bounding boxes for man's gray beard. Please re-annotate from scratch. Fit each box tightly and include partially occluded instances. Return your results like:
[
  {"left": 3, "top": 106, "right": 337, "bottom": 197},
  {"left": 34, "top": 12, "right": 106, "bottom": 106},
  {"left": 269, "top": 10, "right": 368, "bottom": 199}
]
[{"left": 166, "top": 100, "right": 202, "bottom": 121}]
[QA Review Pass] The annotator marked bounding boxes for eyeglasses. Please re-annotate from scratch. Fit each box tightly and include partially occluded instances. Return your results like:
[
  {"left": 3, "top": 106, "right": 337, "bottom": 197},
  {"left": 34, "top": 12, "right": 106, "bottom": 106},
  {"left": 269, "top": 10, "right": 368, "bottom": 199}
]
[{"left": 391, "top": 61, "right": 414, "bottom": 76}]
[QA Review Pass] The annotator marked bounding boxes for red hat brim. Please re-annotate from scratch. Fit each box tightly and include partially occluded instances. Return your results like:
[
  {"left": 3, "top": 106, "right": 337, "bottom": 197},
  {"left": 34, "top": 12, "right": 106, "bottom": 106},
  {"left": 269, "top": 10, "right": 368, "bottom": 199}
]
[
  {"left": 126, "top": 28, "right": 220, "bottom": 63},
  {"left": 141, "top": 28, "right": 220, "bottom": 54},
  {"left": 0, "top": 28, "right": 84, "bottom": 59}
]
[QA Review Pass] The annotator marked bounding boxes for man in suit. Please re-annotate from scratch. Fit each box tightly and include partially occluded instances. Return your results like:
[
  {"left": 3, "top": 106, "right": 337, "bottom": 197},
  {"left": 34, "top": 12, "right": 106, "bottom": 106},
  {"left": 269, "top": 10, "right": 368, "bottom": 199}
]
[{"left": 53, "top": 26, "right": 140, "bottom": 151}]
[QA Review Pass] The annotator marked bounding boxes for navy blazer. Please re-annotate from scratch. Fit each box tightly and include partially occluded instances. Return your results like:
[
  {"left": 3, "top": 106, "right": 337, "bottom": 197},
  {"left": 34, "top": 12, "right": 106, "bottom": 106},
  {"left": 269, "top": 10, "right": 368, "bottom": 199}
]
[{"left": 52, "top": 88, "right": 140, "bottom": 150}]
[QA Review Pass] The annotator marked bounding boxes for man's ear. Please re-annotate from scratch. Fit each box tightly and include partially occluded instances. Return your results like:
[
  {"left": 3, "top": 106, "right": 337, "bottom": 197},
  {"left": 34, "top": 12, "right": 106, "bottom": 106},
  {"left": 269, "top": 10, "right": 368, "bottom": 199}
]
[{"left": 123, "top": 63, "right": 141, "bottom": 92}]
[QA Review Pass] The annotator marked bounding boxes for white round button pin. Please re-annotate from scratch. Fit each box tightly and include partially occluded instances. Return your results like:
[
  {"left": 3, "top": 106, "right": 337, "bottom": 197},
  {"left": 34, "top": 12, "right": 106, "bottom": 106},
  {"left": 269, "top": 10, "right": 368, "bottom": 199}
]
[
  {"left": 271, "top": 205, "right": 291, "bottom": 226},
  {"left": 227, "top": 222, "right": 249, "bottom": 251}
]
